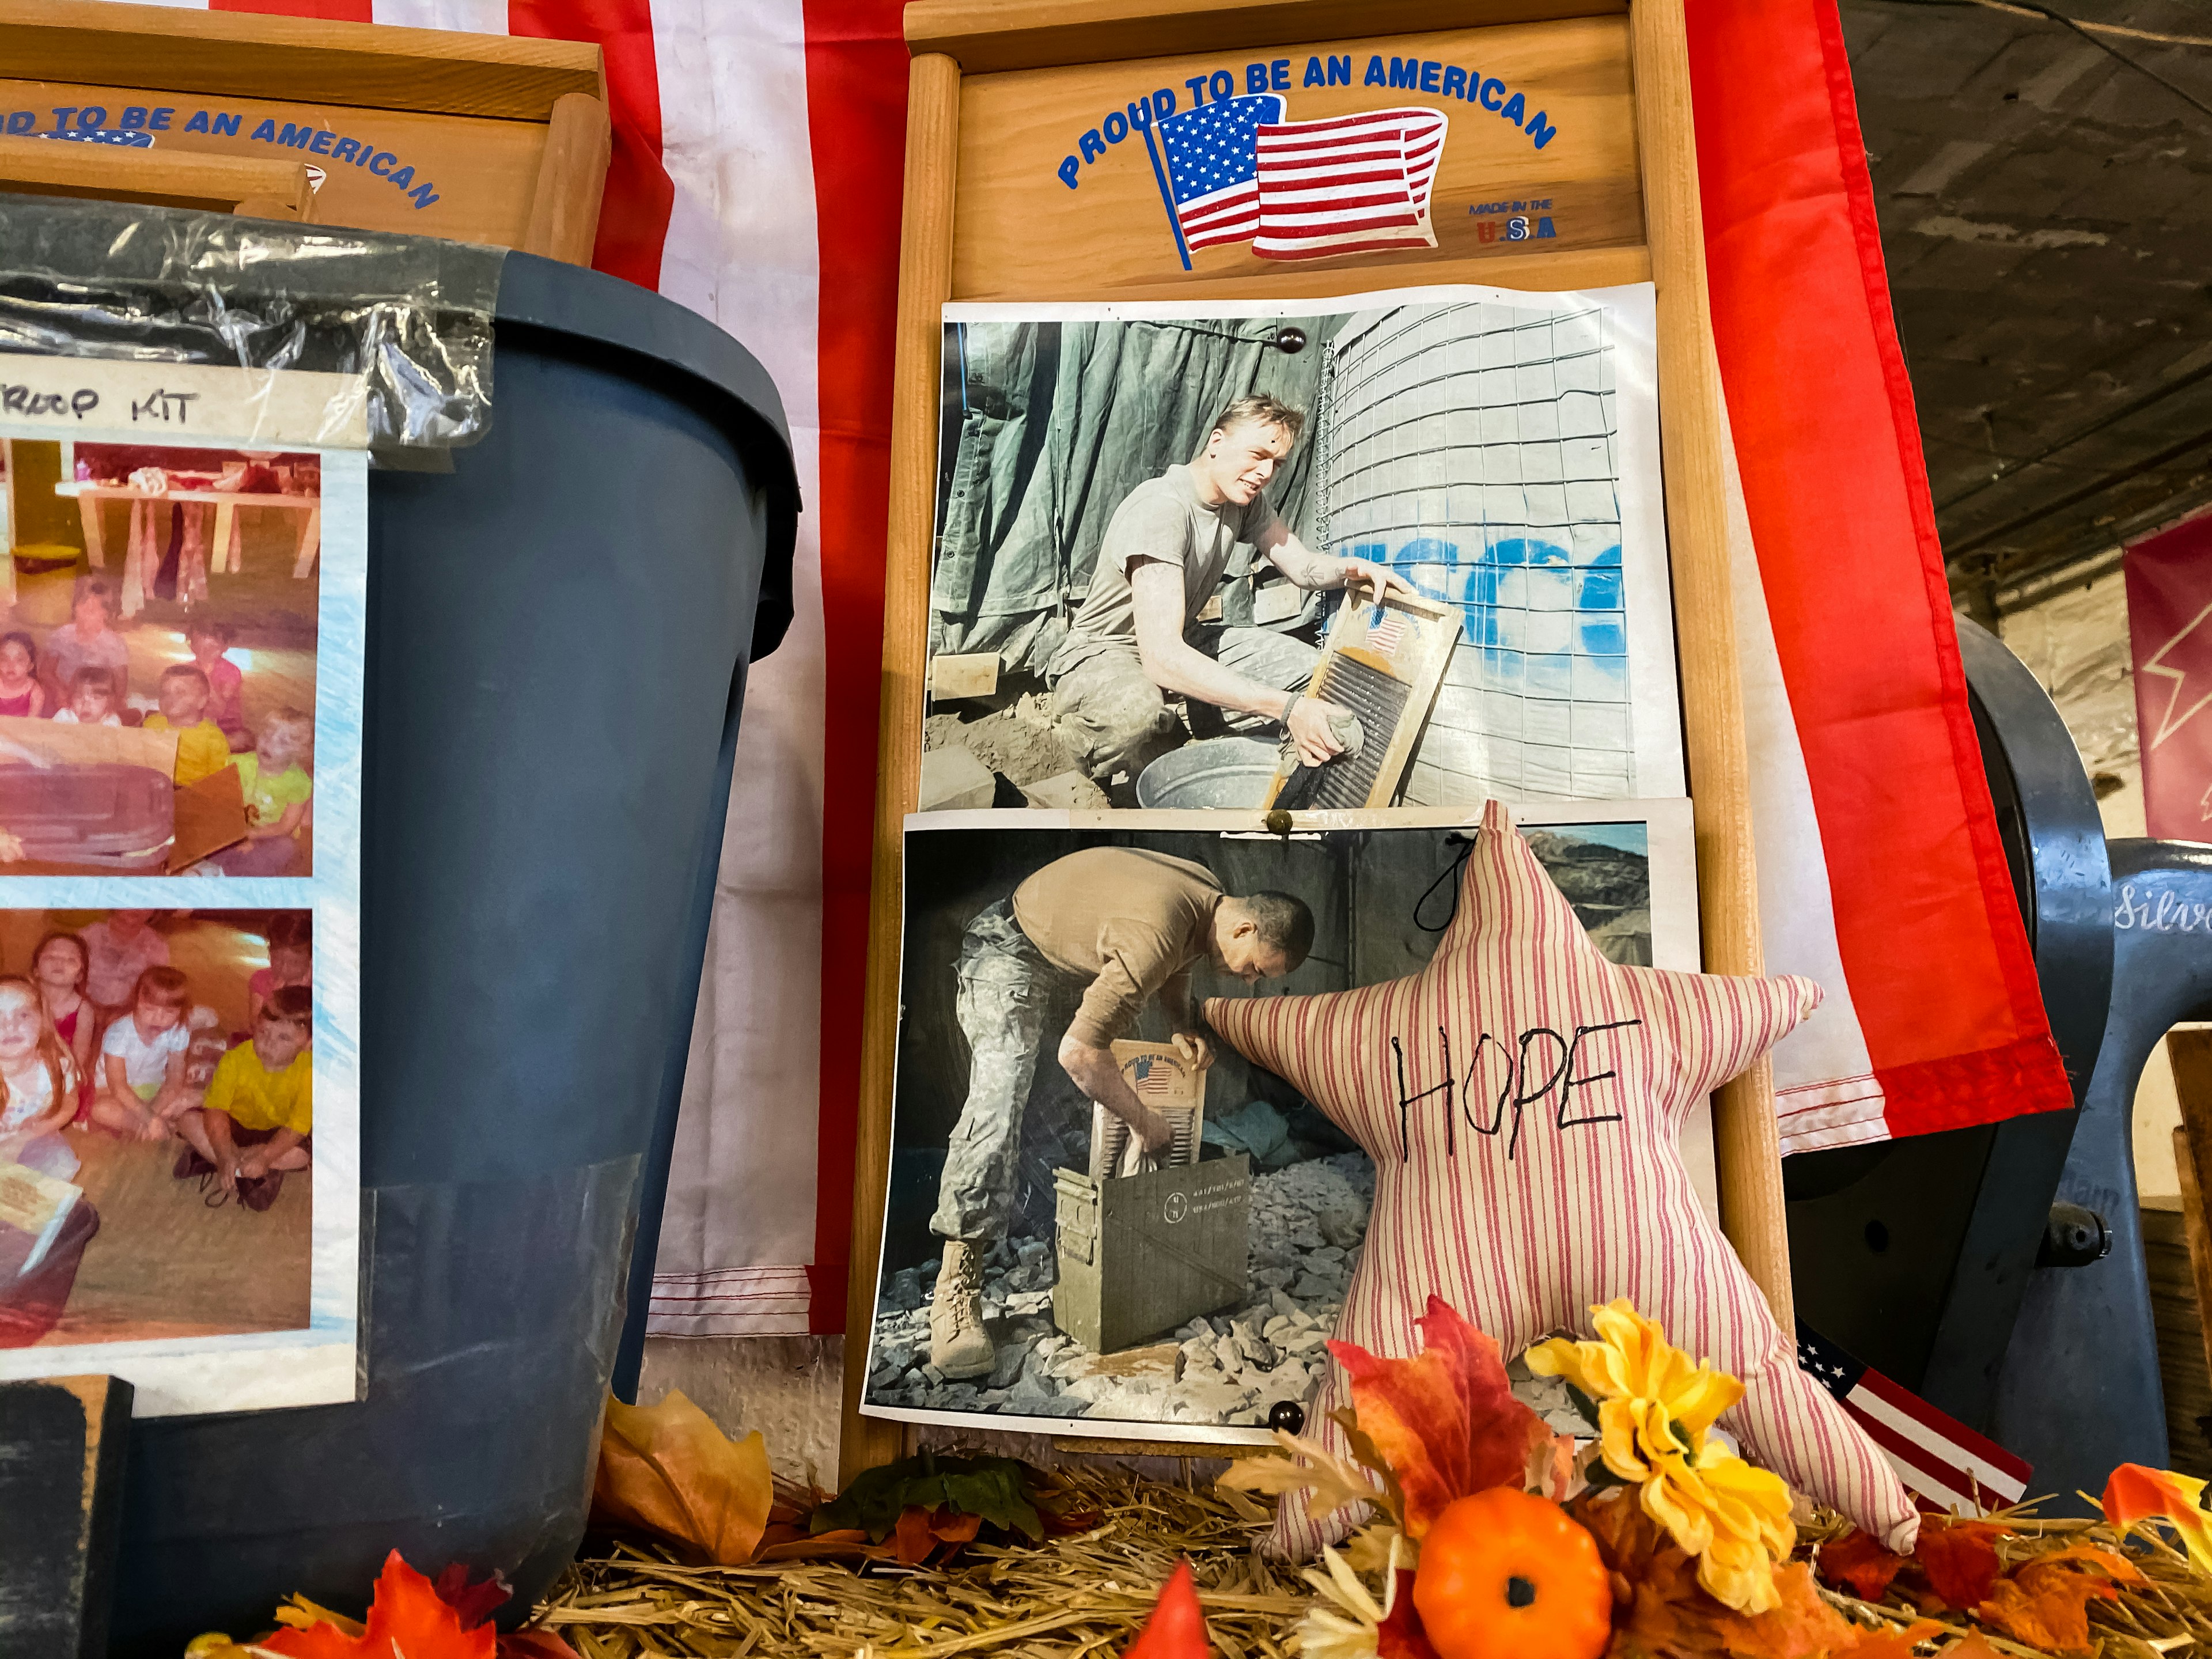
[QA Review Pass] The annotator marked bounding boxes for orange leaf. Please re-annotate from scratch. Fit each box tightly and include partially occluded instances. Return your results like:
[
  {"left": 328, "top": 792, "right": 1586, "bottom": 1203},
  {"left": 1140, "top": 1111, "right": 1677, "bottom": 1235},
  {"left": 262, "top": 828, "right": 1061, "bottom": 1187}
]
[
  {"left": 2103, "top": 1463, "right": 2212, "bottom": 1573},
  {"left": 892, "top": 1503, "right": 985, "bottom": 1565},
  {"left": 1819, "top": 1528, "right": 1907, "bottom": 1603},
  {"left": 1914, "top": 1518, "right": 2009, "bottom": 1610},
  {"left": 588, "top": 1389, "right": 773, "bottom": 1565},
  {"left": 260, "top": 1554, "right": 495, "bottom": 1659},
  {"left": 1327, "top": 1296, "right": 1555, "bottom": 1537},
  {"left": 1570, "top": 1490, "right": 1854, "bottom": 1659},
  {"left": 1125, "top": 1559, "right": 1208, "bottom": 1659},
  {"left": 1975, "top": 1556, "right": 2125, "bottom": 1656},
  {"left": 1835, "top": 1618, "right": 1942, "bottom": 1658}
]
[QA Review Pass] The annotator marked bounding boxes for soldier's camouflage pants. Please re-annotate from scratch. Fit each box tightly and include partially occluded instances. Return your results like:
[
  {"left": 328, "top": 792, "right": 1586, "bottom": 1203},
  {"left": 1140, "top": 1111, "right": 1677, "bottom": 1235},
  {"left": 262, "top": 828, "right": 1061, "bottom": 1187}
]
[{"left": 929, "top": 900, "right": 1082, "bottom": 1245}]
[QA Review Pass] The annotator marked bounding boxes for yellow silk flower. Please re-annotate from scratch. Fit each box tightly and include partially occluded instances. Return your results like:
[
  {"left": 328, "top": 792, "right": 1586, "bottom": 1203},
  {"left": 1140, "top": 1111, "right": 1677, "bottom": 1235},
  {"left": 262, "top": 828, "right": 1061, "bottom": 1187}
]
[{"left": 1527, "top": 1299, "right": 1796, "bottom": 1613}]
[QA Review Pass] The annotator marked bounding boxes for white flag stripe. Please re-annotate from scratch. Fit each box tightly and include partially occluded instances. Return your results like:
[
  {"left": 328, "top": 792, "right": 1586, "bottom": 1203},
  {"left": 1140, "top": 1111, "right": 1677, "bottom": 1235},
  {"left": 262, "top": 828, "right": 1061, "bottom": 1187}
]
[
  {"left": 645, "top": 0, "right": 830, "bottom": 1335},
  {"left": 1847, "top": 1384, "right": 2028, "bottom": 1499},
  {"left": 1872, "top": 1447, "right": 1984, "bottom": 1518},
  {"left": 1719, "top": 402, "right": 1888, "bottom": 1150}
]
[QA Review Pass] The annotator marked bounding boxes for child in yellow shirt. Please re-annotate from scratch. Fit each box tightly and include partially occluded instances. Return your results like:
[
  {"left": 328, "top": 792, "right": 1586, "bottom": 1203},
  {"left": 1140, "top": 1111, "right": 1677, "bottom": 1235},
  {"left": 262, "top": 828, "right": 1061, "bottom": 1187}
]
[
  {"left": 175, "top": 986, "right": 310, "bottom": 1212},
  {"left": 143, "top": 665, "right": 230, "bottom": 787}
]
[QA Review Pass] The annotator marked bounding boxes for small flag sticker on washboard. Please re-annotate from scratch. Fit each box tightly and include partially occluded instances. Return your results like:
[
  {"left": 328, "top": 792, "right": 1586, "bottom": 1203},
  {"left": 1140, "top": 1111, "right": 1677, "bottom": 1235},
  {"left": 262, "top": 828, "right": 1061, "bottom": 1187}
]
[
  {"left": 1365, "top": 605, "right": 1408, "bottom": 657},
  {"left": 1264, "top": 589, "right": 1461, "bottom": 812},
  {"left": 1131, "top": 1054, "right": 1180, "bottom": 1097},
  {"left": 1798, "top": 1321, "right": 2031, "bottom": 1514}
]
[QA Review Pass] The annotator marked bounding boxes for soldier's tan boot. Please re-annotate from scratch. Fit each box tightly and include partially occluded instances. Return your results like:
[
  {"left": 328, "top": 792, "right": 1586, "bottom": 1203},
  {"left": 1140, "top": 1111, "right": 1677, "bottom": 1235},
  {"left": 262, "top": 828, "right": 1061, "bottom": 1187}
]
[{"left": 927, "top": 1239, "right": 995, "bottom": 1380}]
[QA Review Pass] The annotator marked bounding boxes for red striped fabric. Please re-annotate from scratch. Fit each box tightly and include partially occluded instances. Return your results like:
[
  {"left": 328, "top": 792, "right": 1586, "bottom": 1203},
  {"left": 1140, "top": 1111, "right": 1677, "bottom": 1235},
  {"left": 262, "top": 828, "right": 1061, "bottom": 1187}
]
[
  {"left": 802, "top": 0, "right": 909, "bottom": 1335},
  {"left": 1204, "top": 801, "right": 1918, "bottom": 1558},
  {"left": 510, "top": 0, "right": 673, "bottom": 290},
  {"left": 1686, "top": 0, "right": 2071, "bottom": 1141}
]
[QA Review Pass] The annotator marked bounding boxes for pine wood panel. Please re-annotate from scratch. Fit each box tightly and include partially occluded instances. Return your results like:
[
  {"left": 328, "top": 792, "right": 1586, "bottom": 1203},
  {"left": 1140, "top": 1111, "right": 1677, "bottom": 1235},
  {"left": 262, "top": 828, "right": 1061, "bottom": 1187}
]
[
  {"left": 2143, "top": 1194, "right": 2212, "bottom": 1478},
  {"left": 522, "top": 90, "right": 612, "bottom": 264},
  {"left": 908, "top": 0, "right": 1625, "bottom": 75},
  {"left": 842, "top": 51, "right": 965, "bottom": 1489},
  {"left": 950, "top": 19, "right": 1639, "bottom": 300},
  {"left": 1628, "top": 0, "right": 1787, "bottom": 1324},
  {"left": 0, "top": 77, "right": 547, "bottom": 250},
  {"left": 0, "top": 0, "right": 601, "bottom": 120},
  {"left": 0, "top": 133, "right": 313, "bottom": 218}
]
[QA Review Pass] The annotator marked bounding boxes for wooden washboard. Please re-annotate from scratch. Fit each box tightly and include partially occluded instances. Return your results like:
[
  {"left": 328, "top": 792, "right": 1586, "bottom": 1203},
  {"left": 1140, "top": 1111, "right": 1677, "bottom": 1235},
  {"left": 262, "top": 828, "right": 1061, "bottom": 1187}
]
[
  {"left": 1262, "top": 589, "right": 1461, "bottom": 811},
  {"left": 1091, "top": 1039, "right": 1209, "bottom": 1178}
]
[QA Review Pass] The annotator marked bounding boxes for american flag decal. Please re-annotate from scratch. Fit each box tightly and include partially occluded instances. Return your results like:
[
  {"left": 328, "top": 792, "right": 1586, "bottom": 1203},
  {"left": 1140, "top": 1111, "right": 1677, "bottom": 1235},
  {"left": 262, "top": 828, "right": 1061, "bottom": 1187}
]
[
  {"left": 1797, "top": 1321, "right": 2032, "bottom": 1516},
  {"left": 1152, "top": 94, "right": 1286, "bottom": 264},
  {"left": 1129, "top": 1054, "right": 1181, "bottom": 1096},
  {"left": 1255, "top": 108, "right": 1448, "bottom": 260},
  {"left": 1142, "top": 97, "right": 1448, "bottom": 268},
  {"left": 1364, "top": 605, "right": 1409, "bottom": 657}
]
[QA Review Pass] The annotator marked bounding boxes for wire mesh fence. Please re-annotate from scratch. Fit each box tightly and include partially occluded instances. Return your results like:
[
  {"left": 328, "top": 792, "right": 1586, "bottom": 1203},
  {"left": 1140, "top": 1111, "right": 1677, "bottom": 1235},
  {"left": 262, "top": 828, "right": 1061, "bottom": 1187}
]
[{"left": 1319, "top": 300, "right": 1633, "bottom": 801}]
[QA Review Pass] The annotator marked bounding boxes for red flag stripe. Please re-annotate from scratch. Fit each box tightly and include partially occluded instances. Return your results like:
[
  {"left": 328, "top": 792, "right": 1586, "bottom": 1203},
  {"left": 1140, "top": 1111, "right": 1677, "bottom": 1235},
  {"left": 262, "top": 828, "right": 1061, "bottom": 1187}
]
[
  {"left": 1687, "top": 0, "right": 2070, "bottom": 1138},
  {"left": 804, "top": 0, "right": 908, "bottom": 1334}
]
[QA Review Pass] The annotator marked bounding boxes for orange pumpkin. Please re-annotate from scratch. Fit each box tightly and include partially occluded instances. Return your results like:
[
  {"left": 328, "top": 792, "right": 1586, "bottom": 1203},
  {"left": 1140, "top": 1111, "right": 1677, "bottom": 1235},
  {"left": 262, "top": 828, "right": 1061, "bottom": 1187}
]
[{"left": 1411, "top": 1488, "right": 1613, "bottom": 1659}]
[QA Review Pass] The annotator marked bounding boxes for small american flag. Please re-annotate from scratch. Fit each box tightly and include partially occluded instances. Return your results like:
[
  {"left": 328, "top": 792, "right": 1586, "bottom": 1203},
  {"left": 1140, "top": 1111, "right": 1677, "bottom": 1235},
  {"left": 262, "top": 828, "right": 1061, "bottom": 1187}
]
[
  {"left": 1154, "top": 94, "right": 1286, "bottom": 256},
  {"left": 1129, "top": 1055, "right": 1181, "bottom": 1097},
  {"left": 1798, "top": 1322, "right": 2031, "bottom": 1516},
  {"left": 1253, "top": 107, "right": 1448, "bottom": 260},
  {"left": 1365, "top": 605, "right": 1408, "bottom": 657}
]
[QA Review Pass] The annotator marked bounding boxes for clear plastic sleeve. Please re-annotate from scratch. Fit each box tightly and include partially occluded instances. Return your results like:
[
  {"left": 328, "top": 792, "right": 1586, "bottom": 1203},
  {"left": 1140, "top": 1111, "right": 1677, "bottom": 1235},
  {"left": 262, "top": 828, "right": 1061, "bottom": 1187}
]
[{"left": 0, "top": 195, "right": 501, "bottom": 450}]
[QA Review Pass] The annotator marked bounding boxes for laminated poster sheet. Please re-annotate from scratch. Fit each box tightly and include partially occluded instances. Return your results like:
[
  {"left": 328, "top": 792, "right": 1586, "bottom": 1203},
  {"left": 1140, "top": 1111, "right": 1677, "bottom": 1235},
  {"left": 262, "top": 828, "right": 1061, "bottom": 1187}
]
[
  {"left": 0, "top": 357, "right": 363, "bottom": 1415},
  {"left": 922, "top": 284, "right": 1682, "bottom": 815},
  {"left": 863, "top": 798, "right": 1699, "bottom": 1445}
]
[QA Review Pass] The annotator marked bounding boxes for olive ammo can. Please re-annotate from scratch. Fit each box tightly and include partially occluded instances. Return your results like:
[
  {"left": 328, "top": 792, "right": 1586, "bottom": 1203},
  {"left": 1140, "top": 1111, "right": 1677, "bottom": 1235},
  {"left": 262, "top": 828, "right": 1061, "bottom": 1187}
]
[{"left": 1051, "top": 1154, "right": 1252, "bottom": 1355}]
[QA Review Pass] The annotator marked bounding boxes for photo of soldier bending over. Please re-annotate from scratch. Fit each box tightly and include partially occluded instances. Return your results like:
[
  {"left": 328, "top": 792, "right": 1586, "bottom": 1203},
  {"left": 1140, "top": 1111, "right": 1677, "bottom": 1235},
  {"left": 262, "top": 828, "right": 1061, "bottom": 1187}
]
[
  {"left": 866, "top": 819, "right": 1675, "bottom": 1435},
  {"left": 926, "top": 844, "right": 1312, "bottom": 1379}
]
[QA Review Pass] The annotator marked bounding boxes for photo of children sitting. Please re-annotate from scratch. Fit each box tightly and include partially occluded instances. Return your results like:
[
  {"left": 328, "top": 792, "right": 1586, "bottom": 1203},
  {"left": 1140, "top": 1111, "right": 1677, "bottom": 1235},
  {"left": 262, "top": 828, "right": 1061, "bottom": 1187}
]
[
  {"left": 0, "top": 438, "right": 320, "bottom": 877},
  {"left": 0, "top": 910, "right": 314, "bottom": 1348}
]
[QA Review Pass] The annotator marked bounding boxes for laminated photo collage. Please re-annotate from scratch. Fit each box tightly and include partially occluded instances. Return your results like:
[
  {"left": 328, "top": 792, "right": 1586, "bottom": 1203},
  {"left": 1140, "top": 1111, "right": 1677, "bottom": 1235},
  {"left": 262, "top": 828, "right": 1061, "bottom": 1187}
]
[
  {"left": 0, "top": 359, "right": 363, "bottom": 1415},
  {"left": 865, "top": 283, "right": 1700, "bottom": 1443}
]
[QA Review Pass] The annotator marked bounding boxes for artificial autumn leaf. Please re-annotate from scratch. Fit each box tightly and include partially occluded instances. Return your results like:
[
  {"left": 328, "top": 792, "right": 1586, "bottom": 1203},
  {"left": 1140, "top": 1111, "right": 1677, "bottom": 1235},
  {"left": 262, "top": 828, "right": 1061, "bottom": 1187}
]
[
  {"left": 430, "top": 1563, "right": 512, "bottom": 1629},
  {"left": 1570, "top": 1488, "right": 1853, "bottom": 1659},
  {"left": 1327, "top": 1294, "right": 1556, "bottom": 1537},
  {"left": 2103, "top": 1462, "right": 2212, "bottom": 1573},
  {"left": 590, "top": 1389, "right": 774, "bottom": 1565},
  {"left": 259, "top": 1552, "right": 496, "bottom": 1659},
  {"left": 273, "top": 1596, "right": 363, "bottom": 1638},
  {"left": 892, "top": 1503, "right": 985, "bottom": 1565},
  {"left": 1374, "top": 1568, "right": 1441, "bottom": 1659},
  {"left": 1834, "top": 1618, "right": 1942, "bottom": 1658},
  {"left": 809, "top": 1452, "right": 1045, "bottom": 1542},
  {"left": 1218, "top": 1427, "right": 1391, "bottom": 1528},
  {"left": 1913, "top": 1518, "right": 2009, "bottom": 1610},
  {"left": 1125, "top": 1559, "right": 1208, "bottom": 1659},
  {"left": 1816, "top": 1527, "right": 1907, "bottom": 1603},
  {"left": 1974, "top": 1552, "right": 2132, "bottom": 1656}
]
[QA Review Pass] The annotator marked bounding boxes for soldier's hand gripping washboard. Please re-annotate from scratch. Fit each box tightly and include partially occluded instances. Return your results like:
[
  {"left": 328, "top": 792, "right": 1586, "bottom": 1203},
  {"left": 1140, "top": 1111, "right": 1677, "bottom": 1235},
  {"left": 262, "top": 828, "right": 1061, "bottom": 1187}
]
[{"left": 926, "top": 847, "right": 1314, "bottom": 1378}]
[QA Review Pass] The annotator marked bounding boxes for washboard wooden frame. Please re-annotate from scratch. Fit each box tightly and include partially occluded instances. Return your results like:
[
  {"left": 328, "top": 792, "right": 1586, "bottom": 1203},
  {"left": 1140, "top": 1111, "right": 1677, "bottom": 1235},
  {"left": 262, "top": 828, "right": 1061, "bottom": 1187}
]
[{"left": 843, "top": 0, "right": 1780, "bottom": 1480}]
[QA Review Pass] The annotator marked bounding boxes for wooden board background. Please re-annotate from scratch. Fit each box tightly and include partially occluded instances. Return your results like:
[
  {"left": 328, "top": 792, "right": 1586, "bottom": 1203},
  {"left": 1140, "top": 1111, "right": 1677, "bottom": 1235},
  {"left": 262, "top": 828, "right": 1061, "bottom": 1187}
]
[
  {"left": 0, "top": 79, "right": 546, "bottom": 248},
  {"left": 953, "top": 18, "right": 1639, "bottom": 300},
  {"left": 844, "top": 0, "right": 1778, "bottom": 1482}
]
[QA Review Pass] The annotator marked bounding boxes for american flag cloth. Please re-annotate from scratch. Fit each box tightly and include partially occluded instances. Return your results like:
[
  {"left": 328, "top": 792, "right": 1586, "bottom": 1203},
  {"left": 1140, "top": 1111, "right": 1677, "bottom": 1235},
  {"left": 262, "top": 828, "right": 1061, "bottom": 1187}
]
[
  {"left": 1253, "top": 108, "right": 1448, "bottom": 260},
  {"left": 1154, "top": 94, "right": 1285, "bottom": 254},
  {"left": 1797, "top": 1322, "right": 2031, "bottom": 1516},
  {"left": 1364, "top": 605, "right": 1408, "bottom": 657}
]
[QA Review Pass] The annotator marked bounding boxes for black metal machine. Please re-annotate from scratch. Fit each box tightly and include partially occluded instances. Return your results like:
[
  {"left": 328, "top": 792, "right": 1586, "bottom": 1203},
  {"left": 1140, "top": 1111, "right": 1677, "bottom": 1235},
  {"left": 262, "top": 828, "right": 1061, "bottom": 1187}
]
[{"left": 1785, "top": 617, "right": 2195, "bottom": 1507}]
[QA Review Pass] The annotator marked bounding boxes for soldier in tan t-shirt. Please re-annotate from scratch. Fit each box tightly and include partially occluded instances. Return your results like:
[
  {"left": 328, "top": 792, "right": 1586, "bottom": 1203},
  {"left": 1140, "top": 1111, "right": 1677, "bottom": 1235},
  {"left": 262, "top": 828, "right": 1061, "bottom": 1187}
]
[
  {"left": 924, "top": 846, "right": 1315, "bottom": 1378},
  {"left": 1046, "top": 392, "right": 1415, "bottom": 785}
]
